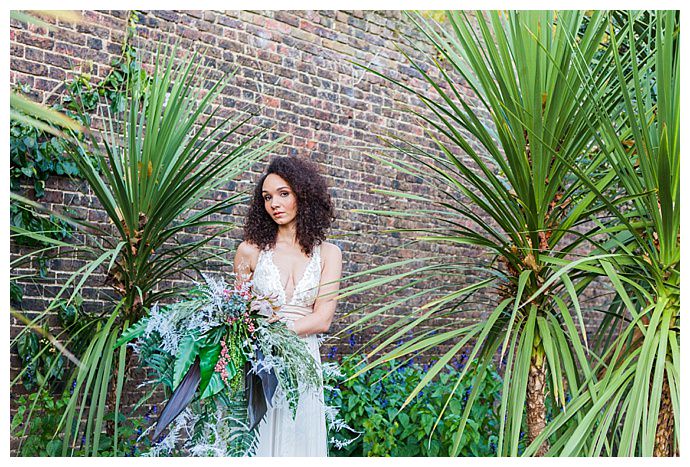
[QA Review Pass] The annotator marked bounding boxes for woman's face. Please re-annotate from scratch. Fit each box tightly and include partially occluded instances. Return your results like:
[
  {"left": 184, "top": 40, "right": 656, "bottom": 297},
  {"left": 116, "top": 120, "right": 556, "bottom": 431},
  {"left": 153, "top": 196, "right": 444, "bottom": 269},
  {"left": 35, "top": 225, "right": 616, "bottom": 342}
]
[{"left": 262, "top": 173, "right": 297, "bottom": 226}]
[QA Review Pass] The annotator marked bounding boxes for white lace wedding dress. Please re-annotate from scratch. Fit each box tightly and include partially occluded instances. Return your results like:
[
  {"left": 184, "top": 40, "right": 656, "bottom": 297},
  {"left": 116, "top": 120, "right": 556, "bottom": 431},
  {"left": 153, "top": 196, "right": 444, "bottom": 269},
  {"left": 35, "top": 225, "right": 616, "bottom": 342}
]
[{"left": 251, "top": 243, "right": 328, "bottom": 457}]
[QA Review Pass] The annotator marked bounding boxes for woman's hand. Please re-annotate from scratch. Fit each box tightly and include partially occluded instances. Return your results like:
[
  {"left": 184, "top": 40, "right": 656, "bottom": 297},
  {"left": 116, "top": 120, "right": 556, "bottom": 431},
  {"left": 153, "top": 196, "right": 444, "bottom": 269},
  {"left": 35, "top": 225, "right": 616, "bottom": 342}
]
[{"left": 267, "top": 313, "right": 281, "bottom": 324}]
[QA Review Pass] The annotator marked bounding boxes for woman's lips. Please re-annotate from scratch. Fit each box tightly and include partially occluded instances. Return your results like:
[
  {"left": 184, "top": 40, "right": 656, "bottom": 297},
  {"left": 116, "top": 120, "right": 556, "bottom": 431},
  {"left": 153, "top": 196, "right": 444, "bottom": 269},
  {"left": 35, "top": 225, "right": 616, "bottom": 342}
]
[{"left": 274, "top": 212, "right": 284, "bottom": 217}]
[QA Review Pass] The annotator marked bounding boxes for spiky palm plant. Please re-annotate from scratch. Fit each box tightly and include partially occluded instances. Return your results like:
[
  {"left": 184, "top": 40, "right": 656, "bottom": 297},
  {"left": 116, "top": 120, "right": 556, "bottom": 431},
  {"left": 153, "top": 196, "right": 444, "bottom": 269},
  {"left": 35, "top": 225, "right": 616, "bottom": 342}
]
[
  {"left": 10, "top": 45, "right": 279, "bottom": 456},
  {"left": 338, "top": 11, "right": 624, "bottom": 456},
  {"left": 525, "top": 10, "right": 680, "bottom": 456}
]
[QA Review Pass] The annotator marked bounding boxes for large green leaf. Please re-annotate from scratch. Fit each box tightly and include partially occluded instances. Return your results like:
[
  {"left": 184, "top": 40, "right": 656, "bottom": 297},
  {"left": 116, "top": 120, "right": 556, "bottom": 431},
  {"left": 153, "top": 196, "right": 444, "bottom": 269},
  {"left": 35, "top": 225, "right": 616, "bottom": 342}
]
[
  {"left": 173, "top": 334, "right": 200, "bottom": 389},
  {"left": 197, "top": 342, "right": 222, "bottom": 398}
]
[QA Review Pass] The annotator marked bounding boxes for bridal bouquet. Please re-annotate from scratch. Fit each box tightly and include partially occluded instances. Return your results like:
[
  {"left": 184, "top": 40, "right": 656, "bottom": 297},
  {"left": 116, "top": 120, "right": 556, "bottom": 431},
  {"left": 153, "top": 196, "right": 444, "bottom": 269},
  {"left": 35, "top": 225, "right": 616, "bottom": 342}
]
[{"left": 115, "top": 274, "right": 322, "bottom": 456}]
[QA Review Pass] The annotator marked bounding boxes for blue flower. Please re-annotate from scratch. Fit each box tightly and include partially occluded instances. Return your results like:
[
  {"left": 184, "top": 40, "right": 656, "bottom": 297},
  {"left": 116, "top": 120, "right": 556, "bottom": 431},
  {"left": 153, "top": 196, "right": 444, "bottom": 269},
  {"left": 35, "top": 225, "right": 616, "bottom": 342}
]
[
  {"left": 327, "top": 346, "right": 338, "bottom": 359},
  {"left": 348, "top": 335, "right": 356, "bottom": 348}
]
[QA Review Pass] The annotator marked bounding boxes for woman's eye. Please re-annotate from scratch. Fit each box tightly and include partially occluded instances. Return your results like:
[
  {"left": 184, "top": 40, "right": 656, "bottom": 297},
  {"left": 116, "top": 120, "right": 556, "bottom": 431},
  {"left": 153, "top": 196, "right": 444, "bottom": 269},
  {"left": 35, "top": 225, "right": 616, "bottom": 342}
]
[
  {"left": 280, "top": 192, "right": 289, "bottom": 197},
  {"left": 264, "top": 196, "right": 271, "bottom": 201}
]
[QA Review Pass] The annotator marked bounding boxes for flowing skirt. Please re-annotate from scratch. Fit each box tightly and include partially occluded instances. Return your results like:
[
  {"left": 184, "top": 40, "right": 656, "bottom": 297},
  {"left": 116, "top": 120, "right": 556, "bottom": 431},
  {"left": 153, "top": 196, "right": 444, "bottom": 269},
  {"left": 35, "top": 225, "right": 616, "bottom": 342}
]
[{"left": 254, "top": 306, "right": 327, "bottom": 457}]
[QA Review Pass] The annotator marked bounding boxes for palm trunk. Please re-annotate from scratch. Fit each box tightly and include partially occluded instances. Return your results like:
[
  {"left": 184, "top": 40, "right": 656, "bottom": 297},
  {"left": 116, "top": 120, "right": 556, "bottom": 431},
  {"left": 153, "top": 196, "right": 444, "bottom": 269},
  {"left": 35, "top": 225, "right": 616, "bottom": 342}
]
[
  {"left": 653, "top": 373, "right": 676, "bottom": 456},
  {"left": 526, "top": 345, "right": 549, "bottom": 456}
]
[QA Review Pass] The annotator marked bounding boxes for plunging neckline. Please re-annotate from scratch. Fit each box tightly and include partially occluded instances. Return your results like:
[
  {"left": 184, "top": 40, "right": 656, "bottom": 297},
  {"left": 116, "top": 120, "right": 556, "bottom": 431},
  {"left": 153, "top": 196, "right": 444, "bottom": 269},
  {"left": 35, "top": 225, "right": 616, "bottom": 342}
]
[{"left": 265, "top": 248, "right": 315, "bottom": 305}]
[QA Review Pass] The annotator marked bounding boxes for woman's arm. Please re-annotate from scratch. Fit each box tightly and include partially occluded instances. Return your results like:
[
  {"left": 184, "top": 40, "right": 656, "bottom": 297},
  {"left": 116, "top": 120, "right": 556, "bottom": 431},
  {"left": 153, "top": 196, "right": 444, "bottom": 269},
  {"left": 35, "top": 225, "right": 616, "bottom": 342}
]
[
  {"left": 233, "top": 241, "right": 257, "bottom": 286},
  {"left": 291, "top": 242, "right": 342, "bottom": 337}
]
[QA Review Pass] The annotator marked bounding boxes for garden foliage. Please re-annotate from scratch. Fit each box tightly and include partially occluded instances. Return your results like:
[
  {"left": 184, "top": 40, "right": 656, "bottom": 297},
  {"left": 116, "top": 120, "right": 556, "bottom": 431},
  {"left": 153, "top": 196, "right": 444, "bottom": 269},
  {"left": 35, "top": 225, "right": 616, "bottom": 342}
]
[{"left": 325, "top": 356, "right": 502, "bottom": 456}]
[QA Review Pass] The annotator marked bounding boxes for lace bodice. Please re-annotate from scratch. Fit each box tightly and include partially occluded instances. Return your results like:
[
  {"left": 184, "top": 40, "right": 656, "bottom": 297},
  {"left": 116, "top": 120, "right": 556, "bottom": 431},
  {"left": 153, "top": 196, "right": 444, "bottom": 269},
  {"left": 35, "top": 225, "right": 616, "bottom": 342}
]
[{"left": 252, "top": 244, "right": 322, "bottom": 308}]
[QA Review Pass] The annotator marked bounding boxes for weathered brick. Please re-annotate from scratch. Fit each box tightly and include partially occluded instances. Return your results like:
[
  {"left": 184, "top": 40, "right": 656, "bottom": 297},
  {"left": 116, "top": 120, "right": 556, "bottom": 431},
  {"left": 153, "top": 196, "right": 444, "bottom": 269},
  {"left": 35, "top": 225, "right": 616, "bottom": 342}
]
[
  {"left": 274, "top": 10, "right": 300, "bottom": 28},
  {"left": 24, "top": 47, "right": 44, "bottom": 63},
  {"left": 32, "top": 77, "right": 60, "bottom": 92},
  {"left": 177, "top": 24, "right": 201, "bottom": 41},
  {"left": 10, "top": 42, "right": 24, "bottom": 58},
  {"left": 13, "top": 29, "right": 55, "bottom": 49},
  {"left": 42, "top": 51, "right": 74, "bottom": 69},
  {"left": 218, "top": 15, "right": 243, "bottom": 29},
  {"left": 86, "top": 36, "right": 103, "bottom": 50},
  {"left": 54, "top": 41, "right": 87, "bottom": 58},
  {"left": 323, "top": 38, "right": 353, "bottom": 57},
  {"left": 299, "top": 19, "right": 337, "bottom": 40},
  {"left": 10, "top": 58, "right": 48, "bottom": 76},
  {"left": 153, "top": 10, "right": 180, "bottom": 23}
]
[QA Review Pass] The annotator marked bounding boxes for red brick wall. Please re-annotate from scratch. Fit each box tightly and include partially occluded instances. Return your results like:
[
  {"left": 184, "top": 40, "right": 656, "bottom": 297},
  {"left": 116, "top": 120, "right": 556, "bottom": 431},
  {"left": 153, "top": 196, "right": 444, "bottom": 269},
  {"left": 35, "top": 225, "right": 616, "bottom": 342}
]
[{"left": 11, "top": 9, "right": 495, "bottom": 364}]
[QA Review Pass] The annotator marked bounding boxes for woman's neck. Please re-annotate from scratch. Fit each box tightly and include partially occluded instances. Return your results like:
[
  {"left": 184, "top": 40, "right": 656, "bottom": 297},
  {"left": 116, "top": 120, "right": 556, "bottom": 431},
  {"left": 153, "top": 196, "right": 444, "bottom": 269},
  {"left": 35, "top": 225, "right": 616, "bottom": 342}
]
[{"left": 275, "top": 222, "right": 299, "bottom": 248}]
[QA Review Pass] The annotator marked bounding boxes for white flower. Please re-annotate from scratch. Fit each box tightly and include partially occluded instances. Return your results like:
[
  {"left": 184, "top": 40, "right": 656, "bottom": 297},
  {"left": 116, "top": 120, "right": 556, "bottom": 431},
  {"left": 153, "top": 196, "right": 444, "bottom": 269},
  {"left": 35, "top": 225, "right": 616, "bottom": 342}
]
[{"left": 250, "top": 298, "right": 275, "bottom": 317}]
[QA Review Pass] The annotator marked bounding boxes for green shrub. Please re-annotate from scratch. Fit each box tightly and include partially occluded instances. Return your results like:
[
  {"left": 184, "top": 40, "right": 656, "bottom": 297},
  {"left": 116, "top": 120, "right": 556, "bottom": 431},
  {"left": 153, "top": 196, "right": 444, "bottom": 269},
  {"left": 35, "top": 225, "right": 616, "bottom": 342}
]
[
  {"left": 325, "top": 354, "right": 502, "bottom": 457},
  {"left": 11, "top": 387, "right": 153, "bottom": 457}
]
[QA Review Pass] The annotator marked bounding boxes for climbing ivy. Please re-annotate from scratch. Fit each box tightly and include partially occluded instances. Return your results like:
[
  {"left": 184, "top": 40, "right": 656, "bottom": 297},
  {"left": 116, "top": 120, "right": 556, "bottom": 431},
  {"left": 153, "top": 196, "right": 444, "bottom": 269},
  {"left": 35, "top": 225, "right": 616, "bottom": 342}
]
[{"left": 10, "top": 10, "right": 147, "bottom": 296}]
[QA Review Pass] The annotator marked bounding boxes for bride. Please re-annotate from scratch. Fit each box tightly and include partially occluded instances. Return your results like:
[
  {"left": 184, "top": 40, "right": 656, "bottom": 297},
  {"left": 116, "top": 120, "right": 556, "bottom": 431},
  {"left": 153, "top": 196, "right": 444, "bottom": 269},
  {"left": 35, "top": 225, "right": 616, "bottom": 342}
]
[{"left": 233, "top": 156, "right": 342, "bottom": 456}]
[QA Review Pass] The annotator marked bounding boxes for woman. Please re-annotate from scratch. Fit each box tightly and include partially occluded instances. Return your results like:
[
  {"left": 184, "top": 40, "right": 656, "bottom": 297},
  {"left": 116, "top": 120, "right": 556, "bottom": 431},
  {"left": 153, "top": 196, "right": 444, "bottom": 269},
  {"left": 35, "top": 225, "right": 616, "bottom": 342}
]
[{"left": 233, "top": 156, "right": 342, "bottom": 456}]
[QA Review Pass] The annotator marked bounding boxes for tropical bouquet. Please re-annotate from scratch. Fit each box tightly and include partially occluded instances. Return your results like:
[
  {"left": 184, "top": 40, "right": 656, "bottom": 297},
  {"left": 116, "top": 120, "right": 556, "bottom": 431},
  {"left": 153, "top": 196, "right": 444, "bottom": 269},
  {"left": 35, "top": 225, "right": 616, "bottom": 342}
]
[{"left": 115, "top": 274, "right": 322, "bottom": 456}]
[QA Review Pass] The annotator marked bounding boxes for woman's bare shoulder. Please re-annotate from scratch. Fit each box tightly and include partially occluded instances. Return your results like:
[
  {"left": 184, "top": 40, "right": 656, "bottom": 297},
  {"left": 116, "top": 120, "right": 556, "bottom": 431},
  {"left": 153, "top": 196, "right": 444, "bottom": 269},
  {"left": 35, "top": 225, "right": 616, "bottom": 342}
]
[
  {"left": 236, "top": 241, "right": 262, "bottom": 259},
  {"left": 320, "top": 241, "right": 342, "bottom": 261}
]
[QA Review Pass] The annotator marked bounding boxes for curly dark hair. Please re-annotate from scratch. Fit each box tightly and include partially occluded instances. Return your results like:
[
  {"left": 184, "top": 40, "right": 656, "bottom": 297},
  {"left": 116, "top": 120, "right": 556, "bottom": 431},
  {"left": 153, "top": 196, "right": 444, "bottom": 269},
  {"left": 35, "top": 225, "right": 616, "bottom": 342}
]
[{"left": 243, "top": 156, "right": 335, "bottom": 256}]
